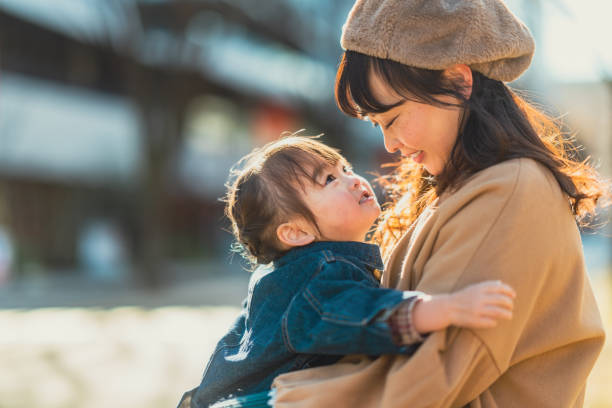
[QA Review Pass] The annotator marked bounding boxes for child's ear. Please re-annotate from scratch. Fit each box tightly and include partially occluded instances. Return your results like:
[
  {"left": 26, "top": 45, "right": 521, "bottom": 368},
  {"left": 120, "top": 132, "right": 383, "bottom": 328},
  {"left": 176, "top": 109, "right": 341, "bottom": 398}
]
[{"left": 276, "top": 221, "right": 315, "bottom": 248}]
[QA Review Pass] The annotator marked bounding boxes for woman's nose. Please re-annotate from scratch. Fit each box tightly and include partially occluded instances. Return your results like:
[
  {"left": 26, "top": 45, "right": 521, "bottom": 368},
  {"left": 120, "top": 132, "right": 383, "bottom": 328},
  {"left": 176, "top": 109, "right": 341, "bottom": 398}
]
[{"left": 382, "top": 132, "right": 400, "bottom": 153}]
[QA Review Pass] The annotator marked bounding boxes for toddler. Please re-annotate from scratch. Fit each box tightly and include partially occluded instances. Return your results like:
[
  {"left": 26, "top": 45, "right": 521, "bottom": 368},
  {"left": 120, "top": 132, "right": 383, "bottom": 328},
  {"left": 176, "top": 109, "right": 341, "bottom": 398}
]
[{"left": 180, "top": 136, "right": 515, "bottom": 408}]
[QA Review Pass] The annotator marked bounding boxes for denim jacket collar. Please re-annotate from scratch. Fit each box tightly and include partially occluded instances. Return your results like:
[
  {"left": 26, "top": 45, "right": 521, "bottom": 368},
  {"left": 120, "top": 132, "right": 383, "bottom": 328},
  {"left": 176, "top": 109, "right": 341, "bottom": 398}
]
[{"left": 274, "top": 241, "right": 383, "bottom": 271}]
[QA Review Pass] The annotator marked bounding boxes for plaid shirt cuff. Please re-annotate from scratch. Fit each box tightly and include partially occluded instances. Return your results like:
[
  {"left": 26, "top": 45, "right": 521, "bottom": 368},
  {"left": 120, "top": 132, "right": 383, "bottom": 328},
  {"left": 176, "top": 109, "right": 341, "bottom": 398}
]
[{"left": 387, "top": 293, "right": 428, "bottom": 346}]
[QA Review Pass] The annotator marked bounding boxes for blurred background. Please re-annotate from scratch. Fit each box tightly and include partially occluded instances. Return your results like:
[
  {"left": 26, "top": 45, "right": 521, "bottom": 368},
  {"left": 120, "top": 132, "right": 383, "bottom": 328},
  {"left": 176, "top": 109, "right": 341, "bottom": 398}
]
[{"left": 0, "top": 0, "right": 610, "bottom": 407}]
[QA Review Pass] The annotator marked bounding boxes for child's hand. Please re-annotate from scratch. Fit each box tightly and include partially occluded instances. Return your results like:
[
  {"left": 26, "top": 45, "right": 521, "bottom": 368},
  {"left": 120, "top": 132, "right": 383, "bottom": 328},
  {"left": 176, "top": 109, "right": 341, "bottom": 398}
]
[
  {"left": 445, "top": 280, "right": 516, "bottom": 328},
  {"left": 412, "top": 281, "right": 516, "bottom": 334}
]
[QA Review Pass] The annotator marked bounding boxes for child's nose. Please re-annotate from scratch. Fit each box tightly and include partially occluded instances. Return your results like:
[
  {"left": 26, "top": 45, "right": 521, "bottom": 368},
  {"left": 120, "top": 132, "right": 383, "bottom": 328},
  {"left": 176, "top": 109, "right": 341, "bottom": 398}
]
[{"left": 348, "top": 175, "right": 362, "bottom": 189}]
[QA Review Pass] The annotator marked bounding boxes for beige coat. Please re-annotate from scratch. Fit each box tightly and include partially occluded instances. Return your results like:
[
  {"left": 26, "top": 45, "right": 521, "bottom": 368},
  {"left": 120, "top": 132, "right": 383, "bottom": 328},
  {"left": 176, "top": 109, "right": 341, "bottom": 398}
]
[{"left": 272, "top": 158, "right": 604, "bottom": 408}]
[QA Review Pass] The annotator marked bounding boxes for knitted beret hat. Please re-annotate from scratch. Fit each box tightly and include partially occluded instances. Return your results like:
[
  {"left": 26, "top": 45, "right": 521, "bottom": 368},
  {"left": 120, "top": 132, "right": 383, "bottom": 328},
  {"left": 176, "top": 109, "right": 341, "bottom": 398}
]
[{"left": 341, "top": 0, "right": 535, "bottom": 82}]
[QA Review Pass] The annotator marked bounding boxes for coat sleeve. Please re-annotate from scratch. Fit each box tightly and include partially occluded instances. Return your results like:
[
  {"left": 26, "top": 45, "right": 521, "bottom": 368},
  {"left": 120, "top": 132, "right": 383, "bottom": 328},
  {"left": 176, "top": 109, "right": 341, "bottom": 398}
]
[
  {"left": 273, "top": 159, "right": 584, "bottom": 408},
  {"left": 282, "top": 260, "right": 423, "bottom": 355}
]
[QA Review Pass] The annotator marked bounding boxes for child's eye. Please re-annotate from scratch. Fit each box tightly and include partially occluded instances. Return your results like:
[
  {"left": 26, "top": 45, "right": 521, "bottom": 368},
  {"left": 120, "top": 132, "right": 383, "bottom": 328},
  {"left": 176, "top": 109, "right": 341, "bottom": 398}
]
[
  {"left": 325, "top": 174, "right": 336, "bottom": 185},
  {"left": 343, "top": 165, "right": 353, "bottom": 174}
]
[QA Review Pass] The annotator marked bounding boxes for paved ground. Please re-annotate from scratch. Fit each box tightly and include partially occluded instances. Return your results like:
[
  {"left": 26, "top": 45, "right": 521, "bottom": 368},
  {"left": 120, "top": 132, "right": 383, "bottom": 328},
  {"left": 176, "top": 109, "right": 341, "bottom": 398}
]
[
  {"left": 0, "top": 262, "right": 250, "bottom": 408},
  {"left": 0, "top": 306, "right": 241, "bottom": 408}
]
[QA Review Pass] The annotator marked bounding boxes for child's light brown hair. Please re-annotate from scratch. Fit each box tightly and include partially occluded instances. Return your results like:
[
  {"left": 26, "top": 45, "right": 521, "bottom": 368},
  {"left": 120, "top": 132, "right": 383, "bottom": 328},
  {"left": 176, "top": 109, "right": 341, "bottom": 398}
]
[{"left": 225, "top": 135, "right": 346, "bottom": 265}]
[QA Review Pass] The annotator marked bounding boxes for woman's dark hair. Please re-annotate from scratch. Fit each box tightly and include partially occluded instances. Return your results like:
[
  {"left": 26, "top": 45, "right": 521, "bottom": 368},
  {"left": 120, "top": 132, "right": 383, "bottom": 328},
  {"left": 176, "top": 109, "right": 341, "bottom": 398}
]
[
  {"left": 225, "top": 135, "right": 346, "bottom": 265},
  {"left": 335, "top": 50, "right": 611, "bottom": 251}
]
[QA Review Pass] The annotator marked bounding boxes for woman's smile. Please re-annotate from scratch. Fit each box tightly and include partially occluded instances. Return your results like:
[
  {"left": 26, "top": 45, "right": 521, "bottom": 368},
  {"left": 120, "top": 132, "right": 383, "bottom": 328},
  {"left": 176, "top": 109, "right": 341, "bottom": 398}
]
[
  {"left": 407, "top": 150, "right": 424, "bottom": 163},
  {"left": 366, "top": 71, "right": 463, "bottom": 175}
]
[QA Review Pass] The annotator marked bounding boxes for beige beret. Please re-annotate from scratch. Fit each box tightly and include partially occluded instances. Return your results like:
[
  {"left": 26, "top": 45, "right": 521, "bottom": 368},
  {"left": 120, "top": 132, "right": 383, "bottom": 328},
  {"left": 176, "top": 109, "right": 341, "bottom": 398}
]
[{"left": 341, "top": 0, "right": 535, "bottom": 82}]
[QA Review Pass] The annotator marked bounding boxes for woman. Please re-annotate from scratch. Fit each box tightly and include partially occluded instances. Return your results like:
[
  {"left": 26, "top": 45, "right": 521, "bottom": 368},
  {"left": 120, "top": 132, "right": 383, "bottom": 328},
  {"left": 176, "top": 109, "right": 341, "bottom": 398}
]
[{"left": 270, "top": 0, "right": 609, "bottom": 407}]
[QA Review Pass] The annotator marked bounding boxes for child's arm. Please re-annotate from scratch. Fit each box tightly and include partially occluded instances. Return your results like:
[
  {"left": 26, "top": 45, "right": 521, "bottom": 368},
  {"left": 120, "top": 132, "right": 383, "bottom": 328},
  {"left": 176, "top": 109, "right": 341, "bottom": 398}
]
[
  {"left": 411, "top": 280, "right": 516, "bottom": 334},
  {"left": 282, "top": 261, "right": 515, "bottom": 356},
  {"left": 282, "top": 260, "right": 430, "bottom": 356},
  {"left": 388, "top": 280, "right": 516, "bottom": 345}
]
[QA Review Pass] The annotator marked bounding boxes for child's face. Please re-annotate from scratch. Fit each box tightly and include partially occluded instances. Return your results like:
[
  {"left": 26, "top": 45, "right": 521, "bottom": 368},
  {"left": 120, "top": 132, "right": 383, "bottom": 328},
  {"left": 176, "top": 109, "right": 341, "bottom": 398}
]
[{"left": 301, "top": 162, "right": 381, "bottom": 242}]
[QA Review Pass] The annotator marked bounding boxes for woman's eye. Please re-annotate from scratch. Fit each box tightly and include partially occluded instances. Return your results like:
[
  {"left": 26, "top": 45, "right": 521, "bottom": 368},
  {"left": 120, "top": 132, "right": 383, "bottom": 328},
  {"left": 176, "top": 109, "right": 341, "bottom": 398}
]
[
  {"left": 325, "top": 174, "right": 336, "bottom": 185},
  {"left": 384, "top": 115, "right": 398, "bottom": 129}
]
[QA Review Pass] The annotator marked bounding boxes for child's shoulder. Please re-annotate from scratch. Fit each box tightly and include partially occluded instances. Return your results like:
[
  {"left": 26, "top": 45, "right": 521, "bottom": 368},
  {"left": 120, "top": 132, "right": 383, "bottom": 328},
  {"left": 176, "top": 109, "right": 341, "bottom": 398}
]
[
  {"left": 248, "top": 251, "right": 326, "bottom": 291},
  {"left": 249, "top": 250, "right": 349, "bottom": 286},
  {"left": 283, "top": 248, "right": 379, "bottom": 286}
]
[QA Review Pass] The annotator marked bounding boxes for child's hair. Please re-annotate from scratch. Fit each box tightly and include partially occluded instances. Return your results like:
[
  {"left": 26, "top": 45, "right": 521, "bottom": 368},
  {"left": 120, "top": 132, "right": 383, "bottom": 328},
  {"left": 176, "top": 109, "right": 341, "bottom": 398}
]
[{"left": 225, "top": 135, "right": 346, "bottom": 265}]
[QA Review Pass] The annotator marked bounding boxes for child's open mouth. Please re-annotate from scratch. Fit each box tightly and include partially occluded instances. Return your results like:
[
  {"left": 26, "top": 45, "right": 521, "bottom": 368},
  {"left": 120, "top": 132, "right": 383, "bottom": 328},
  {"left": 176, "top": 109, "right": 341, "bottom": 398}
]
[{"left": 359, "top": 190, "right": 373, "bottom": 204}]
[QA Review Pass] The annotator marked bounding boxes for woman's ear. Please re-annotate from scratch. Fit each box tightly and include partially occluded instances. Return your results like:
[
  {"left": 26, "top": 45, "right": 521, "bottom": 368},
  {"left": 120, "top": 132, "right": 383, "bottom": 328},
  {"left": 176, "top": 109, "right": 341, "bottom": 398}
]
[
  {"left": 443, "top": 64, "right": 473, "bottom": 99},
  {"left": 276, "top": 221, "right": 315, "bottom": 248}
]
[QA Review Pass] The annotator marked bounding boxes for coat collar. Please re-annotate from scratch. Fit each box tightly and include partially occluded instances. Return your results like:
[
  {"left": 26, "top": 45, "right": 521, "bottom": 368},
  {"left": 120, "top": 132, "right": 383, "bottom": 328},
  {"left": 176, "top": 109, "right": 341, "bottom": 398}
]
[{"left": 274, "top": 241, "right": 383, "bottom": 271}]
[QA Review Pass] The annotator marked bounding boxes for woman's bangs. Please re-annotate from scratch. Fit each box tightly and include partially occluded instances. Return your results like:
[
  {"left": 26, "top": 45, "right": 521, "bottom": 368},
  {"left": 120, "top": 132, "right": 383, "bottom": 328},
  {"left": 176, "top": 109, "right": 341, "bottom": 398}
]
[
  {"left": 336, "top": 51, "right": 461, "bottom": 115},
  {"left": 335, "top": 51, "right": 400, "bottom": 117}
]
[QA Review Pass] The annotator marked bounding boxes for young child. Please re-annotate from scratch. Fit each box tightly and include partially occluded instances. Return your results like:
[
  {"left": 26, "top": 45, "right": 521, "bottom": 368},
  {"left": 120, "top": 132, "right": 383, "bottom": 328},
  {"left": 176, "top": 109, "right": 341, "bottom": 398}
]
[{"left": 180, "top": 136, "right": 515, "bottom": 408}]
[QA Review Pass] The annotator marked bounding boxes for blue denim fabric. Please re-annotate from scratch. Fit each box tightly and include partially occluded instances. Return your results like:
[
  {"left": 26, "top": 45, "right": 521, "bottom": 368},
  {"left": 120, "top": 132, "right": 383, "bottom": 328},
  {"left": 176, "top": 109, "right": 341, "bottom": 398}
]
[{"left": 188, "top": 241, "right": 418, "bottom": 408}]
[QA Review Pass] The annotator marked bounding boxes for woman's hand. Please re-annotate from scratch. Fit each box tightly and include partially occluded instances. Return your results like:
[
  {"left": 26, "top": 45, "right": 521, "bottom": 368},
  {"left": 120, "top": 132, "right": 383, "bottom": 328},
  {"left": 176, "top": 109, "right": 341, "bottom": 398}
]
[{"left": 412, "top": 281, "right": 516, "bottom": 334}]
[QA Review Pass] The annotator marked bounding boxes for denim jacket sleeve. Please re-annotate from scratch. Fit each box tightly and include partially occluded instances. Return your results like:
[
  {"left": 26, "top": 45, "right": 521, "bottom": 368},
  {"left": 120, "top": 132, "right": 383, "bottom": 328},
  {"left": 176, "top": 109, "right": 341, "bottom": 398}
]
[{"left": 281, "top": 259, "right": 422, "bottom": 356}]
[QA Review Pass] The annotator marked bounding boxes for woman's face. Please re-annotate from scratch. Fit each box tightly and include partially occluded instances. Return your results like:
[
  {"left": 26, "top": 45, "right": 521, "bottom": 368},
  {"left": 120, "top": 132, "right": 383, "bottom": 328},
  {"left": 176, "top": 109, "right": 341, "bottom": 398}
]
[{"left": 366, "top": 70, "right": 464, "bottom": 176}]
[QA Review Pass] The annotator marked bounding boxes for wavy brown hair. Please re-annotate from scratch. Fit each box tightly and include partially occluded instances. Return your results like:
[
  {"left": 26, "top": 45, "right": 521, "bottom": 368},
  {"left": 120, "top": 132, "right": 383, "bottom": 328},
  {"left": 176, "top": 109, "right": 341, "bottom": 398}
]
[{"left": 335, "top": 50, "right": 611, "bottom": 253}]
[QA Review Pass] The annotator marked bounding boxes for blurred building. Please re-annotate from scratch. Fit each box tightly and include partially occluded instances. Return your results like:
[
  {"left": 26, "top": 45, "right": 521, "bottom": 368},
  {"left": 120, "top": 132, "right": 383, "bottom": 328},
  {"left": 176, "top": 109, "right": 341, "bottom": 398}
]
[
  {"left": 0, "top": 0, "right": 387, "bottom": 287},
  {"left": 0, "top": 0, "right": 609, "bottom": 288}
]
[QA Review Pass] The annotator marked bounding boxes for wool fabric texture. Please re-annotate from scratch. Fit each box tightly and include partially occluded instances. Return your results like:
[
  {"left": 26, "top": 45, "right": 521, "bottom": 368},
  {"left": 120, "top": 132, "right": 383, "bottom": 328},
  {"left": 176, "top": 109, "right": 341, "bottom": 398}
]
[{"left": 341, "top": 0, "right": 535, "bottom": 82}]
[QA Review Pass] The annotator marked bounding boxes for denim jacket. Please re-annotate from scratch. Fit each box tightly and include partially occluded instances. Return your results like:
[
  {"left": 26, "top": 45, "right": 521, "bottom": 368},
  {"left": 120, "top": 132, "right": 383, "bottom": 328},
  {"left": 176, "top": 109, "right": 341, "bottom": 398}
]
[{"left": 187, "top": 241, "right": 419, "bottom": 408}]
